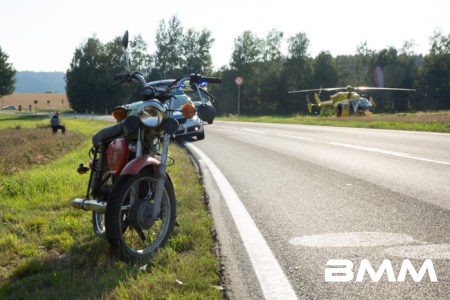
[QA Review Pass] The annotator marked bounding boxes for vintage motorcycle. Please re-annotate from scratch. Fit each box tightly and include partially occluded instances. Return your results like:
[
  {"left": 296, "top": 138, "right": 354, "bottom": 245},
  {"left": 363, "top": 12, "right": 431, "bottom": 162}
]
[{"left": 72, "top": 31, "right": 220, "bottom": 262}]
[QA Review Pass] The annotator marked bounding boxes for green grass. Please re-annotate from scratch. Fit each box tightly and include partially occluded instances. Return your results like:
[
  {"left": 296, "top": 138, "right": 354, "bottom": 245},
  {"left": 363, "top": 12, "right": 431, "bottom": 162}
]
[
  {"left": 0, "top": 115, "right": 222, "bottom": 299},
  {"left": 219, "top": 111, "right": 450, "bottom": 132}
]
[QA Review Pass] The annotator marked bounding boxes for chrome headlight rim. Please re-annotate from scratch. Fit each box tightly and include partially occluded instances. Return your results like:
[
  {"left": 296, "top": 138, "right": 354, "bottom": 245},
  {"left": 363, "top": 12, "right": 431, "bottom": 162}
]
[{"left": 138, "top": 100, "right": 165, "bottom": 127}]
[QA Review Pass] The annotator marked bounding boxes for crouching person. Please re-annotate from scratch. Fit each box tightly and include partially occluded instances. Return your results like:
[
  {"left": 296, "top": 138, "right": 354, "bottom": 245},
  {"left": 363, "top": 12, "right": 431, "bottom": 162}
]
[{"left": 51, "top": 112, "right": 66, "bottom": 134}]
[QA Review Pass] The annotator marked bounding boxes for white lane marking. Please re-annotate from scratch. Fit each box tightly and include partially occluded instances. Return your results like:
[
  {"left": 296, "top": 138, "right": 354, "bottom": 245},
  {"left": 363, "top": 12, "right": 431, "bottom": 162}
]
[
  {"left": 385, "top": 244, "right": 450, "bottom": 260},
  {"left": 329, "top": 142, "right": 450, "bottom": 166},
  {"left": 241, "top": 128, "right": 265, "bottom": 134},
  {"left": 233, "top": 128, "right": 449, "bottom": 166},
  {"left": 289, "top": 232, "right": 418, "bottom": 248},
  {"left": 186, "top": 143, "right": 297, "bottom": 300},
  {"left": 276, "top": 133, "right": 315, "bottom": 141},
  {"left": 290, "top": 233, "right": 450, "bottom": 260}
]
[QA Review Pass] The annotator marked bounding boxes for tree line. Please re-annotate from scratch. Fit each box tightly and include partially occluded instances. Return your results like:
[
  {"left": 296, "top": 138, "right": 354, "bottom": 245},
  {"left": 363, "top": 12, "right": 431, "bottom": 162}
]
[
  {"left": 214, "top": 30, "right": 450, "bottom": 115},
  {"left": 1, "top": 16, "right": 448, "bottom": 115}
]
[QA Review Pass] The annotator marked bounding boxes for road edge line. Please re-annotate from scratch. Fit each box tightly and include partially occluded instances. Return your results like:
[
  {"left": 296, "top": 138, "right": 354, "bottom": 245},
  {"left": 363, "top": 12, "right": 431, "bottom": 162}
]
[{"left": 185, "top": 142, "right": 298, "bottom": 300}]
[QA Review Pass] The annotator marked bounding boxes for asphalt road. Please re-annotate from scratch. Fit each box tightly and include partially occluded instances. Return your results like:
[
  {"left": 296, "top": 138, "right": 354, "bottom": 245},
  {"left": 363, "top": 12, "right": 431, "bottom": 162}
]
[{"left": 185, "top": 121, "right": 450, "bottom": 299}]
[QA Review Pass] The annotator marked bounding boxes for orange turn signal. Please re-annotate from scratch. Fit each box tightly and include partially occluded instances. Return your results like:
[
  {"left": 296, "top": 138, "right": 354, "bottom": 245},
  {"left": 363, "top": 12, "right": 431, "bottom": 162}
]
[
  {"left": 181, "top": 103, "right": 196, "bottom": 119},
  {"left": 112, "top": 107, "right": 127, "bottom": 122}
]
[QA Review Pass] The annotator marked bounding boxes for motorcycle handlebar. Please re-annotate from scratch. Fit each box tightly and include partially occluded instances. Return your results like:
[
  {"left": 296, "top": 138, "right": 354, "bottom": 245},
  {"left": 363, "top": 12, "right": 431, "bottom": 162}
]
[
  {"left": 200, "top": 76, "right": 222, "bottom": 84},
  {"left": 189, "top": 74, "right": 222, "bottom": 85},
  {"left": 114, "top": 72, "right": 147, "bottom": 86},
  {"left": 114, "top": 72, "right": 131, "bottom": 81},
  {"left": 114, "top": 72, "right": 221, "bottom": 92}
]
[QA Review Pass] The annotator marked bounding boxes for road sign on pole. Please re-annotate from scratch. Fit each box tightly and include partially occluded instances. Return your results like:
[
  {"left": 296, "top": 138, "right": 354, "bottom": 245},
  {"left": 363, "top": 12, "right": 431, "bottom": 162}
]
[{"left": 235, "top": 77, "right": 243, "bottom": 116}]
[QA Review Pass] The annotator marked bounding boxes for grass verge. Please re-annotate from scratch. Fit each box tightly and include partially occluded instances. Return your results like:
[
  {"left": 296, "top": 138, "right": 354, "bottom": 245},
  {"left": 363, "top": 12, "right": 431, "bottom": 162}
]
[
  {"left": 219, "top": 111, "right": 450, "bottom": 132},
  {"left": 0, "top": 115, "right": 222, "bottom": 299}
]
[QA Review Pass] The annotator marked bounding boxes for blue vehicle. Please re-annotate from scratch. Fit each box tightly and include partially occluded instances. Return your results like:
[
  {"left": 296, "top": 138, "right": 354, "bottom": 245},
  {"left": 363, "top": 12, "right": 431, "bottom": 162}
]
[{"left": 149, "top": 79, "right": 206, "bottom": 140}]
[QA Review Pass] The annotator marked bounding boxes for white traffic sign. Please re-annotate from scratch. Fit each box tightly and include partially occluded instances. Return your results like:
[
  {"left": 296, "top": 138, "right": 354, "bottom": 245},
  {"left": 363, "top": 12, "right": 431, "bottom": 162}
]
[{"left": 235, "top": 76, "right": 244, "bottom": 86}]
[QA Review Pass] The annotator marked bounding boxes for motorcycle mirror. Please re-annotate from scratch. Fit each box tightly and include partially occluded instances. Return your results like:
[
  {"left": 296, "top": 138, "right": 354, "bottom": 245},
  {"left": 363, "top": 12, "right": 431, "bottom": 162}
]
[
  {"left": 122, "top": 30, "right": 131, "bottom": 72},
  {"left": 197, "top": 104, "right": 216, "bottom": 124},
  {"left": 122, "top": 30, "right": 129, "bottom": 49}
]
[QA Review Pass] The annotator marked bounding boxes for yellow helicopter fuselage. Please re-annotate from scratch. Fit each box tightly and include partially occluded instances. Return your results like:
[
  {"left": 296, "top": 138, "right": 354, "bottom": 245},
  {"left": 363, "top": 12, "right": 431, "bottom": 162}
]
[{"left": 312, "top": 91, "right": 374, "bottom": 117}]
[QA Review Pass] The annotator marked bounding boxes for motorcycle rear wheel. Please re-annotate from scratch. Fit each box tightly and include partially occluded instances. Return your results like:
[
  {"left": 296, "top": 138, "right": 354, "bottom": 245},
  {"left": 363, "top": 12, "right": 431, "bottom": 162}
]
[
  {"left": 92, "top": 172, "right": 113, "bottom": 237},
  {"left": 105, "top": 168, "right": 176, "bottom": 263},
  {"left": 92, "top": 212, "right": 106, "bottom": 237}
]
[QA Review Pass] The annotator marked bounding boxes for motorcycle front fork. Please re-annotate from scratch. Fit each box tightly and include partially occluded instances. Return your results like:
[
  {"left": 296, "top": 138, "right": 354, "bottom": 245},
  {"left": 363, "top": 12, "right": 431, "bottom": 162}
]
[
  {"left": 152, "top": 132, "right": 170, "bottom": 218},
  {"left": 134, "top": 129, "right": 170, "bottom": 219}
]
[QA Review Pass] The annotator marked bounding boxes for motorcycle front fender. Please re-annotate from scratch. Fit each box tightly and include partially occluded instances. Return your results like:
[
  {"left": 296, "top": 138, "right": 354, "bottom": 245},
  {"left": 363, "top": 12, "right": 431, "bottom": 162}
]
[
  {"left": 120, "top": 155, "right": 174, "bottom": 191},
  {"left": 121, "top": 156, "right": 160, "bottom": 175}
]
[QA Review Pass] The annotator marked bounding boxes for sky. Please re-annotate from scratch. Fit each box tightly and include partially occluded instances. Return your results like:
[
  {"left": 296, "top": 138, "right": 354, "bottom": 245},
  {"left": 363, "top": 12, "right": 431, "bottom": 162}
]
[{"left": 0, "top": 0, "right": 449, "bottom": 72}]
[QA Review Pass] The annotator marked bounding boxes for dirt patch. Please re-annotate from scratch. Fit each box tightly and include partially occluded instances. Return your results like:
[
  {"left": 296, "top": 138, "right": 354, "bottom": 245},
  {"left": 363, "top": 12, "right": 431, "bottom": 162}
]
[{"left": 0, "top": 127, "right": 85, "bottom": 175}]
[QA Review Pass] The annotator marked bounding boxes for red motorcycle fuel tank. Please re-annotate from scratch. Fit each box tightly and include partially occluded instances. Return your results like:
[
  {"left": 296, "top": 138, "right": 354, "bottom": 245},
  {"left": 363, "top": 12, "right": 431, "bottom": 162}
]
[{"left": 106, "top": 138, "right": 130, "bottom": 175}]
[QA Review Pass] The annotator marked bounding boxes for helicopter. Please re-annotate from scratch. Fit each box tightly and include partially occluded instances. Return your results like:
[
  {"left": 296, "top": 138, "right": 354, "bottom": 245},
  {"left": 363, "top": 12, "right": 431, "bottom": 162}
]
[{"left": 288, "top": 86, "right": 415, "bottom": 117}]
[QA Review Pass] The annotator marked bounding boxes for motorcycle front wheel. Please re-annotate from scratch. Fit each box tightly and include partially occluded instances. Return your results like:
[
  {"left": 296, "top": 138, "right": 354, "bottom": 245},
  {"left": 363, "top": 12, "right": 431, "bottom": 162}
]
[{"left": 105, "top": 168, "right": 176, "bottom": 263}]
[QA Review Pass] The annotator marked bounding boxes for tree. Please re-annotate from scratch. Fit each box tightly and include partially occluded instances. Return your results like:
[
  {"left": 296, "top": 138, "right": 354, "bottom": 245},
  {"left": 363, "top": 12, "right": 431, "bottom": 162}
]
[
  {"left": 262, "top": 29, "right": 284, "bottom": 62},
  {"left": 66, "top": 37, "right": 108, "bottom": 113},
  {"left": 152, "top": 15, "right": 184, "bottom": 78},
  {"left": 230, "top": 31, "right": 264, "bottom": 70},
  {"left": 281, "top": 32, "right": 313, "bottom": 113},
  {"left": 287, "top": 32, "right": 309, "bottom": 60},
  {"left": 312, "top": 51, "right": 338, "bottom": 88},
  {"left": 227, "top": 30, "right": 287, "bottom": 114},
  {"left": 129, "top": 34, "right": 151, "bottom": 75},
  {"left": 66, "top": 35, "right": 132, "bottom": 113},
  {"left": 151, "top": 16, "right": 214, "bottom": 79},
  {"left": 367, "top": 47, "right": 417, "bottom": 112},
  {"left": 255, "top": 30, "right": 285, "bottom": 114},
  {"left": 419, "top": 31, "right": 450, "bottom": 110},
  {"left": 355, "top": 41, "right": 373, "bottom": 86},
  {"left": 335, "top": 55, "right": 357, "bottom": 86},
  {"left": 182, "top": 28, "right": 214, "bottom": 74},
  {"left": 0, "top": 46, "right": 16, "bottom": 98}
]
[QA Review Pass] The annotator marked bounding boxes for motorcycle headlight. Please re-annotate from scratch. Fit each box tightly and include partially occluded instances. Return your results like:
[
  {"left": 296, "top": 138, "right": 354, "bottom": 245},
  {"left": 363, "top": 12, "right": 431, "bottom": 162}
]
[{"left": 138, "top": 100, "right": 164, "bottom": 127}]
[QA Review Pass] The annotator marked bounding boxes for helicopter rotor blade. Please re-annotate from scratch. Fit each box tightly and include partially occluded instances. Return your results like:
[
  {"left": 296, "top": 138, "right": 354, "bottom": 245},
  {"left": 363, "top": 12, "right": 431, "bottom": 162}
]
[
  {"left": 289, "top": 86, "right": 356, "bottom": 93},
  {"left": 321, "top": 87, "right": 352, "bottom": 92},
  {"left": 354, "top": 86, "right": 416, "bottom": 92},
  {"left": 288, "top": 88, "right": 322, "bottom": 94},
  {"left": 289, "top": 86, "right": 416, "bottom": 94}
]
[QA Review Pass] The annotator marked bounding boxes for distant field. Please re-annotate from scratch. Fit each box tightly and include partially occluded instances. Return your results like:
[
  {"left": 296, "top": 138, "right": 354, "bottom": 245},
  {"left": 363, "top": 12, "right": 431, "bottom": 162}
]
[{"left": 1, "top": 93, "right": 70, "bottom": 112}]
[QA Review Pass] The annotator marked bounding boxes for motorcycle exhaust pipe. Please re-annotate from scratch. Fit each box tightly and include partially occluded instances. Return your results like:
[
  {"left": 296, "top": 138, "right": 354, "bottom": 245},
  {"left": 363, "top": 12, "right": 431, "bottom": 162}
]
[{"left": 72, "top": 198, "right": 106, "bottom": 213}]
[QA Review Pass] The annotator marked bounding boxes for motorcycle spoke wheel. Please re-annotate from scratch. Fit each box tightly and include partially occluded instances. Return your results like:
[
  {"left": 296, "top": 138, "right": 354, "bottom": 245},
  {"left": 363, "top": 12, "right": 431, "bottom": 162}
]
[
  {"left": 92, "top": 212, "right": 106, "bottom": 237},
  {"left": 106, "top": 171, "right": 176, "bottom": 263},
  {"left": 92, "top": 172, "right": 113, "bottom": 237}
]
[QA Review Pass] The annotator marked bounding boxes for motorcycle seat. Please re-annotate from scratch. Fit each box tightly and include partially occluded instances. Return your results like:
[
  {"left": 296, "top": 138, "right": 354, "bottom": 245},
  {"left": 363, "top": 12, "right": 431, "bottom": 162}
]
[{"left": 92, "top": 116, "right": 140, "bottom": 146}]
